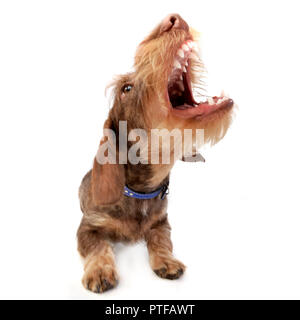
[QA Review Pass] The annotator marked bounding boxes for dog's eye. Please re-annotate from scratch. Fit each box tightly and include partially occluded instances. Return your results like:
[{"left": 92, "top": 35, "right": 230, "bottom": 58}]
[{"left": 122, "top": 84, "right": 133, "bottom": 93}]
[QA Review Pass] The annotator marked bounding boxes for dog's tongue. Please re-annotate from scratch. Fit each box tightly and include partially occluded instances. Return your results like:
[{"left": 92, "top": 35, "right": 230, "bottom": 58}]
[
  {"left": 172, "top": 97, "right": 234, "bottom": 119},
  {"left": 196, "top": 102, "right": 222, "bottom": 114}
]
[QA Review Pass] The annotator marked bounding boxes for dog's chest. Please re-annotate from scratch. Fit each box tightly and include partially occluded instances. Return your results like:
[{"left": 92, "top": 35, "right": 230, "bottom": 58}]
[{"left": 139, "top": 201, "right": 149, "bottom": 217}]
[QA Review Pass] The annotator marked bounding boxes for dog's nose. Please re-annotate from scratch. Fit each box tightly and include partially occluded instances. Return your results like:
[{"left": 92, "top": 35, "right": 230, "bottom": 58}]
[{"left": 160, "top": 14, "right": 189, "bottom": 33}]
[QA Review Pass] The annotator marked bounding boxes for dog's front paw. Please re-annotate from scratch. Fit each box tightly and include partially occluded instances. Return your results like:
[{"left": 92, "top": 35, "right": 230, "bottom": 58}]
[
  {"left": 151, "top": 255, "right": 186, "bottom": 280},
  {"left": 82, "top": 265, "right": 118, "bottom": 294}
]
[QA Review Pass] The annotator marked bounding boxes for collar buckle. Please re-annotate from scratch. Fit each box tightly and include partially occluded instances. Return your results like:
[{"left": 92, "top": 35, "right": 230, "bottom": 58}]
[{"left": 160, "top": 184, "right": 169, "bottom": 200}]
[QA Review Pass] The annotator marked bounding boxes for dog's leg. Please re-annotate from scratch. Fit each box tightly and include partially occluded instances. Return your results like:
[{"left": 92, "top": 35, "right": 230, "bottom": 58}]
[
  {"left": 145, "top": 218, "right": 186, "bottom": 280},
  {"left": 77, "top": 222, "right": 118, "bottom": 293}
]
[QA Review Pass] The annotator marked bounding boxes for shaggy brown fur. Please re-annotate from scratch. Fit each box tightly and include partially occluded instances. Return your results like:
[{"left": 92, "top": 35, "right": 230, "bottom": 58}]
[{"left": 77, "top": 14, "right": 234, "bottom": 293}]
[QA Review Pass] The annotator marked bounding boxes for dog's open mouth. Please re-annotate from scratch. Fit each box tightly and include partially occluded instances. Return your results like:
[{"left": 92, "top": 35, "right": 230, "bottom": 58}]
[{"left": 167, "top": 40, "right": 234, "bottom": 119}]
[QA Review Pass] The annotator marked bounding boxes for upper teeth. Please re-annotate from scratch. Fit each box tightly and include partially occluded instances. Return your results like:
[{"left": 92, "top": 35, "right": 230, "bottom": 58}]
[
  {"left": 187, "top": 41, "right": 194, "bottom": 49},
  {"left": 174, "top": 60, "right": 181, "bottom": 69},
  {"left": 174, "top": 41, "right": 197, "bottom": 70},
  {"left": 178, "top": 49, "right": 184, "bottom": 58},
  {"left": 182, "top": 44, "right": 189, "bottom": 51},
  {"left": 174, "top": 40, "right": 197, "bottom": 67},
  {"left": 168, "top": 41, "right": 198, "bottom": 98}
]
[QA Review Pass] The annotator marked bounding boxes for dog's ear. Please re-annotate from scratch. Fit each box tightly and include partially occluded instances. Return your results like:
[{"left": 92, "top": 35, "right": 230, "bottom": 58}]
[{"left": 91, "top": 118, "right": 125, "bottom": 206}]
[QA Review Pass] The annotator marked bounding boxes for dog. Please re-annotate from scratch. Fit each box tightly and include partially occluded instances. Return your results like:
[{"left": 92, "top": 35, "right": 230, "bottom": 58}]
[{"left": 77, "top": 14, "right": 234, "bottom": 293}]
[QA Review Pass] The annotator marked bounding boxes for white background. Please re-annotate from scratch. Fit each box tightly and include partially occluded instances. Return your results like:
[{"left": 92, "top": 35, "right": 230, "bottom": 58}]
[{"left": 0, "top": 0, "right": 300, "bottom": 299}]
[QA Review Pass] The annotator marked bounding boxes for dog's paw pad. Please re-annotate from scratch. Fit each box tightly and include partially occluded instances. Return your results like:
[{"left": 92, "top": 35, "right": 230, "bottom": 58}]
[
  {"left": 82, "top": 268, "right": 118, "bottom": 294},
  {"left": 153, "top": 258, "right": 185, "bottom": 280},
  {"left": 154, "top": 267, "right": 184, "bottom": 280}
]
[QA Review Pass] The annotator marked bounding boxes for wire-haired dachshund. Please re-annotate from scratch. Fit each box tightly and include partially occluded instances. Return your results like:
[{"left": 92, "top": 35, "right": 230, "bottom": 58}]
[{"left": 77, "top": 14, "right": 234, "bottom": 293}]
